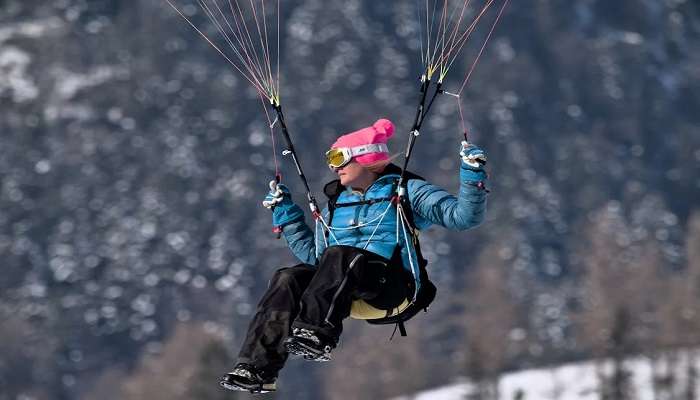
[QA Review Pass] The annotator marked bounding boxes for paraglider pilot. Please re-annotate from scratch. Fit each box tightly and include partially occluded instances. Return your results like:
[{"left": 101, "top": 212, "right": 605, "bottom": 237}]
[{"left": 221, "top": 118, "right": 488, "bottom": 393}]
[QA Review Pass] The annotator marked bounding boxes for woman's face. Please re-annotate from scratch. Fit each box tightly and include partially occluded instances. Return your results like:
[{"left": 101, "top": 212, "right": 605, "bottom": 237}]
[{"left": 334, "top": 160, "right": 374, "bottom": 189}]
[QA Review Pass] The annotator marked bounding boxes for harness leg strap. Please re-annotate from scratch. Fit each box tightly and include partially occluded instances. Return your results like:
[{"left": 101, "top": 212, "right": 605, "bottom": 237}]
[{"left": 398, "top": 321, "right": 407, "bottom": 337}]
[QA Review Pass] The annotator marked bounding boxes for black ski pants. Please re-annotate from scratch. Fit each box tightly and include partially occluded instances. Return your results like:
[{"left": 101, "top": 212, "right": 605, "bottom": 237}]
[{"left": 236, "top": 245, "right": 412, "bottom": 376}]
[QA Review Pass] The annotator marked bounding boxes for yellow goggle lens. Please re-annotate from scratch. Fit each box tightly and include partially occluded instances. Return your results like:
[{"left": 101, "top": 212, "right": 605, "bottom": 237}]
[{"left": 325, "top": 148, "right": 349, "bottom": 168}]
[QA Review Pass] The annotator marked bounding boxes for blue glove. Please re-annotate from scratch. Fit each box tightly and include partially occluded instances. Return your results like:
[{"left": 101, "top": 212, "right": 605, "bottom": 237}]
[
  {"left": 262, "top": 180, "right": 304, "bottom": 227},
  {"left": 459, "top": 141, "right": 488, "bottom": 183}
]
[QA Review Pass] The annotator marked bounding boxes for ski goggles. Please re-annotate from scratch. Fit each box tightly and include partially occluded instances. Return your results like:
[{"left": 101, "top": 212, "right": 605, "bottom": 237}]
[{"left": 325, "top": 143, "right": 389, "bottom": 169}]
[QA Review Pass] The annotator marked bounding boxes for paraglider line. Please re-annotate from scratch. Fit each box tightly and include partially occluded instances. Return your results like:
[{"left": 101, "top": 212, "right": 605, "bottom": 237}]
[
  {"left": 165, "top": 0, "right": 268, "bottom": 96},
  {"left": 458, "top": 0, "right": 509, "bottom": 95}
]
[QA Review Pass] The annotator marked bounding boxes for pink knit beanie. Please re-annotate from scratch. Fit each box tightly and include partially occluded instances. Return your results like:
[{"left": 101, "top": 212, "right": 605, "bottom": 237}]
[{"left": 331, "top": 119, "right": 395, "bottom": 165}]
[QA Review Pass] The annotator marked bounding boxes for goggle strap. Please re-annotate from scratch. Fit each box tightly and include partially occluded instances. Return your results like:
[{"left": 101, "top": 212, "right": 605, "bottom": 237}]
[
  {"left": 326, "top": 143, "right": 389, "bottom": 168},
  {"left": 346, "top": 143, "right": 388, "bottom": 157}
]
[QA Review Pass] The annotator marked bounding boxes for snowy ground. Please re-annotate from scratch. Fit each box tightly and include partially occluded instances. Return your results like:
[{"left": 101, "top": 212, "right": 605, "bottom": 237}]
[{"left": 392, "top": 355, "right": 699, "bottom": 400}]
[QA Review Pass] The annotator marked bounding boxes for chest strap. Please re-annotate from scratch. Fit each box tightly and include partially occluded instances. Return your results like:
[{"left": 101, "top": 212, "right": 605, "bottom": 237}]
[{"left": 332, "top": 196, "right": 395, "bottom": 209}]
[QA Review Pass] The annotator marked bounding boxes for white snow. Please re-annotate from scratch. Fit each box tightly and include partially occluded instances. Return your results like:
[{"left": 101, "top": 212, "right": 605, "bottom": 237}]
[
  {"left": 0, "top": 46, "right": 39, "bottom": 102},
  {"left": 41, "top": 66, "right": 128, "bottom": 122},
  {"left": 53, "top": 66, "right": 120, "bottom": 100},
  {"left": 393, "top": 355, "right": 698, "bottom": 400},
  {"left": 0, "top": 17, "right": 64, "bottom": 44},
  {"left": 620, "top": 32, "right": 644, "bottom": 45}
]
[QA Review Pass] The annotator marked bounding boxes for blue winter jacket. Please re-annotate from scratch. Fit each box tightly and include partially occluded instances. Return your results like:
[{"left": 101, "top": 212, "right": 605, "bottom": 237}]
[{"left": 278, "top": 164, "right": 487, "bottom": 286}]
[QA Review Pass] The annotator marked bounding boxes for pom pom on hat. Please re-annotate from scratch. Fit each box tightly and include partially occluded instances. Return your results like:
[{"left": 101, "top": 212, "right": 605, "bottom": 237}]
[{"left": 372, "top": 118, "right": 394, "bottom": 138}]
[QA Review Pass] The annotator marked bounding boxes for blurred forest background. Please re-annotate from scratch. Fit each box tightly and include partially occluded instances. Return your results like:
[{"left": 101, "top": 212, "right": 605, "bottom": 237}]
[{"left": 1, "top": 0, "right": 700, "bottom": 399}]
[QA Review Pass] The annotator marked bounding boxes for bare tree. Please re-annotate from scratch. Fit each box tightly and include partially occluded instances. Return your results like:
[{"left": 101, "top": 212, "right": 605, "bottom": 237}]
[
  {"left": 576, "top": 203, "right": 665, "bottom": 400},
  {"left": 118, "top": 322, "right": 233, "bottom": 400},
  {"left": 0, "top": 306, "right": 54, "bottom": 400},
  {"left": 187, "top": 339, "right": 238, "bottom": 400},
  {"left": 462, "top": 242, "right": 517, "bottom": 400},
  {"left": 646, "top": 211, "right": 700, "bottom": 399},
  {"left": 681, "top": 212, "right": 700, "bottom": 400},
  {"left": 322, "top": 321, "right": 431, "bottom": 400},
  {"left": 81, "top": 367, "right": 129, "bottom": 400}
]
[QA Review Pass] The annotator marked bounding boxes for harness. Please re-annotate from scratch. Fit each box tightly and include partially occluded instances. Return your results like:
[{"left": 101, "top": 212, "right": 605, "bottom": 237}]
[{"left": 322, "top": 164, "right": 436, "bottom": 336}]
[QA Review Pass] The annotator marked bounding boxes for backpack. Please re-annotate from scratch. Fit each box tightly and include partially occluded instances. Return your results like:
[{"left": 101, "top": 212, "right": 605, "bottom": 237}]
[{"left": 323, "top": 164, "right": 437, "bottom": 336}]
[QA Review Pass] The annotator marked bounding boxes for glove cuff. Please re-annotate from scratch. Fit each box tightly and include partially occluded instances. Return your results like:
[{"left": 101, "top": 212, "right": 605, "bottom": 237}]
[
  {"left": 460, "top": 167, "right": 487, "bottom": 183},
  {"left": 272, "top": 204, "right": 305, "bottom": 227}
]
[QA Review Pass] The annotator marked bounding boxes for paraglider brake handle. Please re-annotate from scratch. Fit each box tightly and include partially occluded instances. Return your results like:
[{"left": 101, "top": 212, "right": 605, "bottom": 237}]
[{"left": 309, "top": 198, "right": 322, "bottom": 220}]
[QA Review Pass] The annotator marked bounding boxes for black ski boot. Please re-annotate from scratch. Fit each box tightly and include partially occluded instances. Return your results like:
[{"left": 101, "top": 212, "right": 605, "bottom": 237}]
[
  {"left": 220, "top": 363, "right": 276, "bottom": 393},
  {"left": 284, "top": 328, "right": 335, "bottom": 362}
]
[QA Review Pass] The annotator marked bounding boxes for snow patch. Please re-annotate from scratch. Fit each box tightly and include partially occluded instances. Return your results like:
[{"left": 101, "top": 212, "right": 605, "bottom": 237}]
[
  {"left": 0, "top": 46, "right": 39, "bottom": 102},
  {"left": 0, "top": 17, "right": 64, "bottom": 44},
  {"left": 53, "top": 66, "right": 119, "bottom": 100},
  {"left": 42, "top": 66, "right": 127, "bottom": 122},
  {"left": 393, "top": 355, "right": 697, "bottom": 400},
  {"left": 44, "top": 104, "right": 97, "bottom": 123},
  {"left": 620, "top": 31, "right": 644, "bottom": 45}
]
